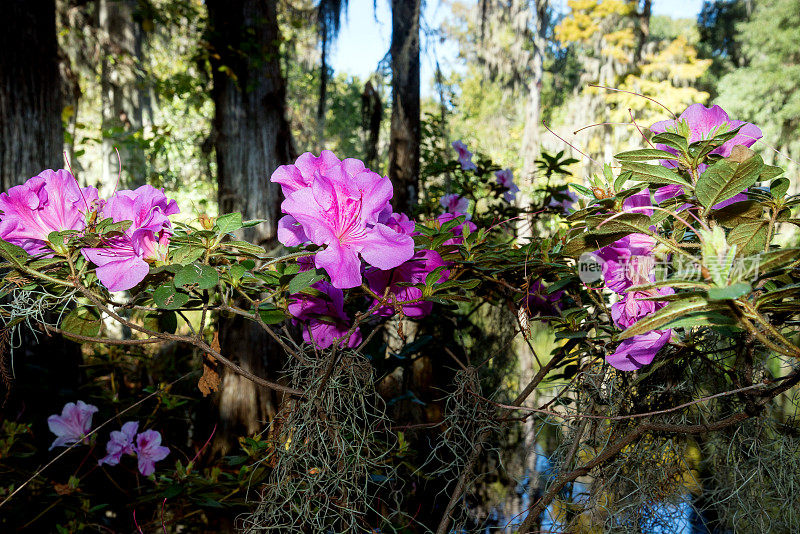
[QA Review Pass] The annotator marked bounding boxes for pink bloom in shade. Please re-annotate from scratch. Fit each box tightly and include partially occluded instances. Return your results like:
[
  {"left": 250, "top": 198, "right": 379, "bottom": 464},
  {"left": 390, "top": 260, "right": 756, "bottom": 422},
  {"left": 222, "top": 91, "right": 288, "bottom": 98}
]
[
  {"left": 47, "top": 401, "right": 99, "bottom": 450},
  {"left": 379, "top": 211, "right": 416, "bottom": 236},
  {"left": 287, "top": 281, "right": 362, "bottom": 349},
  {"left": 607, "top": 330, "right": 672, "bottom": 371},
  {"left": 622, "top": 189, "right": 653, "bottom": 217},
  {"left": 494, "top": 169, "right": 520, "bottom": 202},
  {"left": 523, "top": 279, "right": 564, "bottom": 321},
  {"left": 440, "top": 193, "right": 470, "bottom": 217},
  {"left": 277, "top": 161, "right": 415, "bottom": 289},
  {"left": 650, "top": 104, "right": 762, "bottom": 164},
  {"left": 548, "top": 188, "right": 578, "bottom": 215},
  {"left": 436, "top": 213, "right": 478, "bottom": 246},
  {"left": 451, "top": 140, "right": 477, "bottom": 171},
  {"left": 365, "top": 249, "right": 449, "bottom": 318},
  {"left": 81, "top": 185, "right": 179, "bottom": 292},
  {"left": 611, "top": 288, "right": 674, "bottom": 330},
  {"left": 595, "top": 234, "right": 657, "bottom": 294},
  {"left": 98, "top": 421, "right": 139, "bottom": 466},
  {"left": 134, "top": 429, "right": 170, "bottom": 476},
  {"left": 0, "top": 169, "right": 99, "bottom": 256}
]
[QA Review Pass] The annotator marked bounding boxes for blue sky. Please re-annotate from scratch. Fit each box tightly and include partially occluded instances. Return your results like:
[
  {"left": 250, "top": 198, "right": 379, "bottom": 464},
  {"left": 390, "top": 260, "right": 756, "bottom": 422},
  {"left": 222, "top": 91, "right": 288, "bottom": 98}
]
[{"left": 328, "top": 0, "right": 705, "bottom": 91}]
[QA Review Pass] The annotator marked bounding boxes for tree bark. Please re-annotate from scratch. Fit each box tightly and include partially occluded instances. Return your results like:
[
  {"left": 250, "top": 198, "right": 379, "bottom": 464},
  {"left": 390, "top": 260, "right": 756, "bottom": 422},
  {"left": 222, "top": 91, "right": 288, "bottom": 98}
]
[
  {"left": 0, "top": 0, "right": 85, "bottom": 446},
  {"left": 388, "top": 0, "right": 420, "bottom": 214},
  {"left": 0, "top": 0, "right": 63, "bottom": 190},
  {"left": 206, "top": 0, "right": 293, "bottom": 454},
  {"left": 519, "top": 0, "right": 550, "bottom": 198},
  {"left": 361, "top": 80, "right": 382, "bottom": 169},
  {"left": 99, "top": 0, "right": 148, "bottom": 193}
]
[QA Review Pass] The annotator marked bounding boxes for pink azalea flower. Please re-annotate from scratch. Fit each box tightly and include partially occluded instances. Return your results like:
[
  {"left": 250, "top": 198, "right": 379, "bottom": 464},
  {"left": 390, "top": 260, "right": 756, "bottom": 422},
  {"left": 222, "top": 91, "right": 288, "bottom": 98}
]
[
  {"left": 649, "top": 104, "right": 762, "bottom": 210},
  {"left": 650, "top": 104, "right": 762, "bottom": 162},
  {"left": 365, "top": 249, "right": 449, "bottom": 318},
  {"left": 82, "top": 185, "right": 179, "bottom": 292},
  {"left": 98, "top": 421, "right": 138, "bottom": 466},
  {"left": 594, "top": 234, "right": 657, "bottom": 294},
  {"left": 271, "top": 150, "right": 343, "bottom": 197},
  {"left": 548, "top": 188, "right": 578, "bottom": 215},
  {"left": 436, "top": 213, "right": 478, "bottom": 246},
  {"left": 379, "top": 211, "right": 416, "bottom": 236},
  {"left": 523, "top": 279, "right": 564, "bottom": 321},
  {"left": 607, "top": 330, "right": 672, "bottom": 371},
  {"left": 47, "top": 400, "right": 99, "bottom": 450},
  {"left": 134, "top": 429, "right": 170, "bottom": 476},
  {"left": 494, "top": 169, "right": 520, "bottom": 202},
  {"left": 287, "top": 281, "right": 362, "bottom": 349},
  {"left": 440, "top": 194, "right": 470, "bottom": 217},
  {"left": 0, "top": 169, "right": 99, "bottom": 256},
  {"left": 451, "top": 140, "right": 477, "bottom": 171},
  {"left": 611, "top": 288, "right": 674, "bottom": 330},
  {"left": 276, "top": 157, "right": 414, "bottom": 289}
]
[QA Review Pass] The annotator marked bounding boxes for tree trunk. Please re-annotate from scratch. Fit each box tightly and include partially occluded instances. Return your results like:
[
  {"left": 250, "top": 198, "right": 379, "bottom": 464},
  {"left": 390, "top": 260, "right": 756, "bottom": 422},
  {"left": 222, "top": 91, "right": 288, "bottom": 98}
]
[
  {"left": 0, "top": 0, "right": 85, "bottom": 447},
  {"left": 0, "top": 0, "right": 63, "bottom": 189},
  {"left": 361, "top": 80, "right": 382, "bottom": 169},
  {"left": 99, "top": 0, "right": 148, "bottom": 193},
  {"left": 519, "top": 0, "right": 550, "bottom": 199},
  {"left": 206, "top": 0, "right": 293, "bottom": 455},
  {"left": 388, "top": 0, "right": 420, "bottom": 214}
]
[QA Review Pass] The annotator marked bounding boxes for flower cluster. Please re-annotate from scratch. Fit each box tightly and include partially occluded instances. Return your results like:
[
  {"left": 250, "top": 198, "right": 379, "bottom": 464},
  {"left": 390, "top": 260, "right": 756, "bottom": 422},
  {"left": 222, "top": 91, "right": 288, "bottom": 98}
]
[
  {"left": 494, "top": 168, "right": 519, "bottom": 202},
  {"left": 0, "top": 169, "right": 179, "bottom": 292},
  {"left": 275, "top": 152, "right": 454, "bottom": 349},
  {"left": 0, "top": 169, "right": 100, "bottom": 256},
  {"left": 82, "top": 185, "right": 179, "bottom": 291},
  {"left": 594, "top": 104, "right": 762, "bottom": 371},
  {"left": 595, "top": 234, "right": 673, "bottom": 371},
  {"left": 98, "top": 421, "right": 170, "bottom": 476},
  {"left": 273, "top": 151, "right": 415, "bottom": 290},
  {"left": 649, "top": 104, "right": 762, "bottom": 210},
  {"left": 47, "top": 401, "right": 169, "bottom": 476},
  {"left": 288, "top": 280, "right": 363, "bottom": 350},
  {"left": 451, "top": 140, "right": 476, "bottom": 170}
]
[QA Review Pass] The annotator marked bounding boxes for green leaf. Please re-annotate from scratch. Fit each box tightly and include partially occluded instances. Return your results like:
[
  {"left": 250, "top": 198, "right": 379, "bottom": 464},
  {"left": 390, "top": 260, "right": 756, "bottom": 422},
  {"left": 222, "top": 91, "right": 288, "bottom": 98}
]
[
  {"left": 621, "top": 161, "right": 692, "bottom": 188},
  {"left": 585, "top": 213, "right": 651, "bottom": 235},
  {"left": 757, "top": 248, "right": 800, "bottom": 273},
  {"left": 225, "top": 240, "right": 266, "bottom": 255},
  {"left": 214, "top": 212, "right": 243, "bottom": 235},
  {"left": 707, "top": 282, "right": 752, "bottom": 301},
  {"left": 242, "top": 218, "right": 266, "bottom": 228},
  {"left": 569, "top": 183, "right": 593, "bottom": 197},
  {"left": 728, "top": 220, "right": 769, "bottom": 256},
  {"left": 710, "top": 201, "right": 763, "bottom": 227},
  {"left": 153, "top": 285, "right": 190, "bottom": 309},
  {"left": 174, "top": 263, "right": 219, "bottom": 290},
  {"left": 695, "top": 154, "right": 763, "bottom": 209},
  {"left": 143, "top": 311, "right": 178, "bottom": 334},
  {"left": 561, "top": 232, "right": 630, "bottom": 258},
  {"left": 228, "top": 264, "right": 246, "bottom": 283},
  {"left": 665, "top": 312, "right": 738, "bottom": 330},
  {"left": 257, "top": 304, "right": 286, "bottom": 324},
  {"left": 614, "top": 149, "right": 678, "bottom": 162},
  {"left": 770, "top": 177, "right": 790, "bottom": 198},
  {"left": 288, "top": 269, "right": 324, "bottom": 295},
  {"left": 628, "top": 279, "right": 710, "bottom": 292},
  {"left": 170, "top": 245, "right": 206, "bottom": 266},
  {"left": 60, "top": 307, "right": 102, "bottom": 340},
  {"left": 425, "top": 266, "right": 448, "bottom": 286},
  {"left": 618, "top": 297, "right": 721, "bottom": 340},
  {"left": 0, "top": 238, "right": 30, "bottom": 267},
  {"left": 651, "top": 132, "right": 689, "bottom": 153}
]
